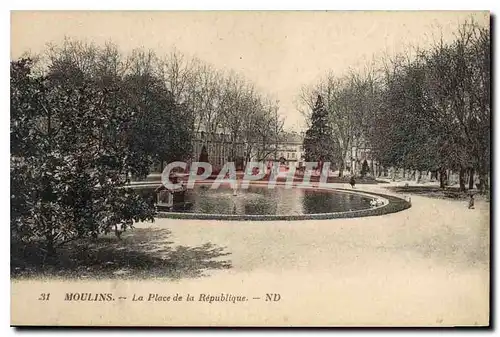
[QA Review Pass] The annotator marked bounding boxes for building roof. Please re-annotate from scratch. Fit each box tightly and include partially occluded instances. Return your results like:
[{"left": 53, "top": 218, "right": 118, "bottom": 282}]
[{"left": 279, "top": 131, "right": 303, "bottom": 144}]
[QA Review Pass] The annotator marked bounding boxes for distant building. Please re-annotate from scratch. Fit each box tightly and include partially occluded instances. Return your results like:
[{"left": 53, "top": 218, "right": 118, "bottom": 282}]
[
  {"left": 191, "top": 130, "right": 305, "bottom": 169},
  {"left": 192, "top": 131, "right": 245, "bottom": 168},
  {"left": 261, "top": 131, "right": 304, "bottom": 168},
  {"left": 151, "top": 130, "right": 382, "bottom": 175}
]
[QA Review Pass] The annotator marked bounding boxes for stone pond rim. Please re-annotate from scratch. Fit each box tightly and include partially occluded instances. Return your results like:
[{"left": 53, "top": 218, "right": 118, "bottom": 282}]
[{"left": 130, "top": 182, "right": 412, "bottom": 221}]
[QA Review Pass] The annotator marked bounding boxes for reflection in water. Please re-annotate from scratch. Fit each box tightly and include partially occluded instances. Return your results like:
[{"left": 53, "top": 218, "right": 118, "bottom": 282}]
[
  {"left": 139, "top": 185, "right": 373, "bottom": 216},
  {"left": 302, "top": 190, "right": 359, "bottom": 214}
]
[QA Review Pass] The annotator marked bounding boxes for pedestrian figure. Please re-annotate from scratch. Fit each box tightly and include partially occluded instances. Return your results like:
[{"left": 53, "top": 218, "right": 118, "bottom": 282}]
[
  {"left": 468, "top": 194, "right": 475, "bottom": 209},
  {"left": 350, "top": 176, "right": 356, "bottom": 188}
]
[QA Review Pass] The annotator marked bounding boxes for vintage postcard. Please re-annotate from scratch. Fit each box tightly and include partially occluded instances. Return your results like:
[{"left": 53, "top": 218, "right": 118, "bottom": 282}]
[{"left": 10, "top": 10, "right": 490, "bottom": 326}]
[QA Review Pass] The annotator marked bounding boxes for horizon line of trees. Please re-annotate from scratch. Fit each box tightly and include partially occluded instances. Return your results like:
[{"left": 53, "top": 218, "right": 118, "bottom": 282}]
[
  {"left": 299, "top": 19, "right": 490, "bottom": 192},
  {"left": 26, "top": 38, "right": 285, "bottom": 164}
]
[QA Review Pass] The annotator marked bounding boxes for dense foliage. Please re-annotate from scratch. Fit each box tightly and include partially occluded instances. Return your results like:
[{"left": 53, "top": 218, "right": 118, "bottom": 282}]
[
  {"left": 370, "top": 21, "right": 490, "bottom": 190},
  {"left": 299, "top": 20, "right": 490, "bottom": 190},
  {"left": 11, "top": 43, "right": 193, "bottom": 256},
  {"left": 11, "top": 38, "right": 285, "bottom": 257},
  {"left": 303, "top": 95, "right": 337, "bottom": 165}
]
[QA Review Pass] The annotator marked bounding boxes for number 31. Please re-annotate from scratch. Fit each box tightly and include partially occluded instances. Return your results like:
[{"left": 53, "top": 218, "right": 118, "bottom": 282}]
[{"left": 38, "top": 293, "right": 50, "bottom": 301}]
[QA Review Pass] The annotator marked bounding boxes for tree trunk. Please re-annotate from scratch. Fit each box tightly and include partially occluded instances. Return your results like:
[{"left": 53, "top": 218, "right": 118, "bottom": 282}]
[
  {"left": 338, "top": 160, "right": 344, "bottom": 177},
  {"left": 432, "top": 170, "right": 438, "bottom": 181},
  {"left": 478, "top": 171, "right": 488, "bottom": 194},
  {"left": 115, "top": 224, "right": 123, "bottom": 240},
  {"left": 468, "top": 168, "right": 475, "bottom": 190},
  {"left": 44, "top": 234, "right": 57, "bottom": 265},
  {"left": 402, "top": 168, "right": 406, "bottom": 178},
  {"left": 439, "top": 168, "right": 446, "bottom": 189},
  {"left": 459, "top": 167, "right": 466, "bottom": 192},
  {"left": 417, "top": 170, "right": 422, "bottom": 183}
]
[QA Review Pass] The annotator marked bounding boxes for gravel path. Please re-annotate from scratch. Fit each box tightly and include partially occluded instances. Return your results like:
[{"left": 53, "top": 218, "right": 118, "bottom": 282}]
[{"left": 128, "top": 181, "right": 489, "bottom": 326}]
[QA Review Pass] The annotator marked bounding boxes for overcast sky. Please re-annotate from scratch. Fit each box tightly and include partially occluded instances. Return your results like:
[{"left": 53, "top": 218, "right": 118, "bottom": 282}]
[{"left": 11, "top": 11, "right": 489, "bottom": 131}]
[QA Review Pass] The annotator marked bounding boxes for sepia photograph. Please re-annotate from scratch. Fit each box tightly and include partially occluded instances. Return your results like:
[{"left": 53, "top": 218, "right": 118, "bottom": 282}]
[{"left": 9, "top": 10, "right": 490, "bottom": 327}]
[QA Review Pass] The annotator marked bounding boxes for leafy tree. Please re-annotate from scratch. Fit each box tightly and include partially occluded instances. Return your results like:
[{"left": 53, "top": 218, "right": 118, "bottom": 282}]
[
  {"left": 303, "top": 95, "right": 337, "bottom": 168},
  {"left": 123, "top": 71, "right": 192, "bottom": 175},
  {"left": 298, "top": 19, "right": 489, "bottom": 191},
  {"left": 11, "top": 37, "right": 286, "bottom": 262},
  {"left": 366, "top": 20, "right": 489, "bottom": 191},
  {"left": 11, "top": 58, "right": 157, "bottom": 258},
  {"left": 422, "top": 21, "right": 490, "bottom": 191}
]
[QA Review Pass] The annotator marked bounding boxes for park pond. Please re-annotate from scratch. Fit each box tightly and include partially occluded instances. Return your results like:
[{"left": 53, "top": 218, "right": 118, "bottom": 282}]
[{"left": 134, "top": 183, "right": 411, "bottom": 220}]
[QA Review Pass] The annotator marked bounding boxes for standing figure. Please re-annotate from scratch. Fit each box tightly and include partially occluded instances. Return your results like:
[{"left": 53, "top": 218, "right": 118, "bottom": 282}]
[
  {"left": 349, "top": 176, "right": 356, "bottom": 188},
  {"left": 468, "top": 194, "right": 475, "bottom": 209}
]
